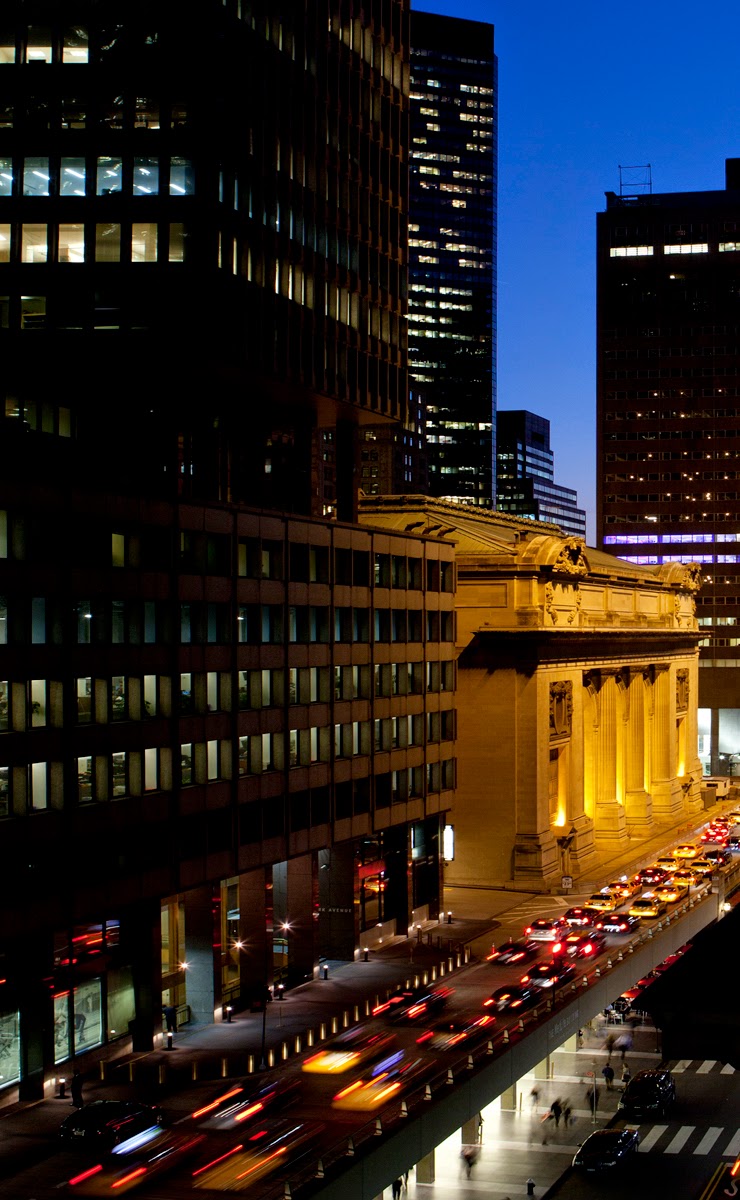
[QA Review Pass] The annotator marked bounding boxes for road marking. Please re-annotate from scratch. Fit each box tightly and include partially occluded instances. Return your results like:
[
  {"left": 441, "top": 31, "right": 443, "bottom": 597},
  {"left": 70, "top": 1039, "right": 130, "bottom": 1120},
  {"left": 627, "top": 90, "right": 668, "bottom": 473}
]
[
  {"left": 672, "top": 1059, "right": 692, "bottom": 1072},
  {"left": 723, "top": 1129, "right": 740, "bottom": 1156},
  {"left": 697, "top": 1061, "right": 718, "bottom": 1074},
  {"left": 721, "top": 1063, "right": 736, "bottom": 1074},
  {"left": 694, "top": 1128, "right": 723, "bottom": 1155},
  {"left": 638, "top": 1125, "right": 668, "bottom": 1151},
  {"left": 665, "top": 1126, "right": 696, "bottom": 1154}
]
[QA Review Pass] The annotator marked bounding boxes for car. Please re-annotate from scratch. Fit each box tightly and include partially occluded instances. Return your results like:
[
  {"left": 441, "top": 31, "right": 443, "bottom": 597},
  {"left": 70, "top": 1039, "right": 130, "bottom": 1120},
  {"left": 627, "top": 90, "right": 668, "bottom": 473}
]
[
  {"left": 602, "top": 876, "right": 641, "bottom": 901},
  {"left": 519, "top": 960, "right": 577, "bottom": 990},
  {"left": 487, "top": 938, "right": 540, "bottom": 966},
  {"left": 655, "top": 882, "right": 681, "bottom": 904},
  {"left": 331, "top": 1053, "right": 429, "bottom": 1111},
  {"left": 672, "top": 867, "right": 700, "bottom": 889},
  {"left": 636, "top": 865, "right": 668, "bottom": 886},
  {"left": 690, "top": 857, "right": 715, "bottom": 876},
  {"left": 628, "top": 894, "right": 667, "bottom": 919},
  {"left": 701, "top": 826, "right": 729, "bottom": 844},
  {"left": 595, "top": 913, "right": 640, "bottom": 935},
  {"left": 415, "top": 1013, "right": 495, "bottom": 1051},
  {"left": 191, "top": 1119, "right": 324, "bottom": 1191},
  {"left": 704, "top": 847, "right": 732, "bottom": 866},
  {"left": 563, "top": 906, "right": 594, "bottom": 928},
  {"left": 552, "top": 930, "right": 607, "bottom": 959},
  {"left": 65, "top": 1127, "right": 205, "bottom": 1194},
  {"left": 302, "top": 1027, "right": 397, "bottom": 1074},
  {"left": 191, "top": 1076, "right": 303, "bottom": 1128},
  {"left": 483, "top": 983, "right": 539, "bottom": 1013},
  {"left": 372, "top": 985, "right": 453, "bottom": 1023},
  {"left": 583, "top": 892, "right": 617, "bottom": 913},
  {"left": 673, "top": 843, "right": 698, "bottom": 859},
  {"left": 728, "top": 836, "right": 740, "bottom": 852},
  {"left": 59, "top": 1101, "right": 163, "bottom": 1150},
  {"left": 655, "top": 855, "right": 680, "bottom": 873},
  {"left": 572, "top": 1127, "right": 640, "bottom": 1171},
  {"left": 523, "top": 916, "right": 569, "bottom": 941},
  {"left": 618, "top": 1068, "right": 676, "bottom": 1118}
]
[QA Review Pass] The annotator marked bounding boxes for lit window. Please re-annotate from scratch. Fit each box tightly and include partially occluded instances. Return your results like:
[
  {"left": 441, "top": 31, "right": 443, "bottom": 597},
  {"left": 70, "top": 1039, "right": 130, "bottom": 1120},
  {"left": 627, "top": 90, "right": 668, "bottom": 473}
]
[
  {"left": 23, "top": 158, "right": 50, "bottom": 197},
  {"left": 26, "top": 28, "right": 52, "bottom": 64},
  {"left": 58, "top": 224, "right": 84, "bottom": 263},
  {"left": 21, "top": 226, "right": 47, "bottom": 263},
  {"left": 131, "top": 222, "right": 157, "bottom": 262},
  {"left": 95, "top": 223, "right": 120, "bottom": 262},
  {"left": 96, "top": 157, "right": 122, "bottom": 196},
  {"left": 133, "top": 157, "right": 159, "bottom": 195},
  {"left": 169, "top": 157, "right": 194, "bottom": 195},
  {"left": 62, "top": 27, "right": 88, "bottom": 63},
  {"left": 609, "top": 246, "right": 653, "bottom": 257},
  {"left": 663, "top": 243, "right": 708, "bottom": 255},
  {"left": 719, "top": 242, "right": 740, "bottom": 252}
]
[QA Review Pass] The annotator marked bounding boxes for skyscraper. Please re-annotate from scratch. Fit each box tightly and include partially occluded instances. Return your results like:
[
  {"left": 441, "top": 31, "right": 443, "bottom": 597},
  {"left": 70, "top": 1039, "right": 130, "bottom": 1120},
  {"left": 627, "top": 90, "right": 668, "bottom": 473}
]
[
  {"left": 409, "top": 11, "right": 497, "bottom": 506},
  {"left": 597, "top": 158, "right": 740, "bottom": 775},
  {"left": 0, "top": 1, "right": 457, "bottom": 1099},
  {"left": 496, "top": 410, "right": 587, "bottom": 538}
]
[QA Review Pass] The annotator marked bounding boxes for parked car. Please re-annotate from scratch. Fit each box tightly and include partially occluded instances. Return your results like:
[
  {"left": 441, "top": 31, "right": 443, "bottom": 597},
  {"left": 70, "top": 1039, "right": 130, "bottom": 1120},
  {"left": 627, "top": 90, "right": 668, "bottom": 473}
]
[
  {"left": 59, "top": 1101, "right": 163, "bottom": 1151},
  {"left": 618, "top": 1069, "right": 676, "bottom": 1118},
  {"left": 572, "top": 1127, "right": 640, "bottom": 1171}
]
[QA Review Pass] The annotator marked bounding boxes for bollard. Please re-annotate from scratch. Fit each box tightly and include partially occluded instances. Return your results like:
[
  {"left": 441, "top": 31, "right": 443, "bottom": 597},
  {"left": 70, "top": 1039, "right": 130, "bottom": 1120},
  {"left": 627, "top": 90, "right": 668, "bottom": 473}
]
[
  {"left": 281, "top": 1041, "right": 289, "bottom": 1060},
  {"left": 316, "top": 1160, "right": 325, "bottom": 1178},
  {"left": 467, "top": 1055, "right": 474, "bottom": 1070},
  {"left": 446, "top": 1069, "right": 454, "bottom": 1085},
  {"left": 448, "top": 957, "right": 454, "bottom": 972},
  {"left": 424, "top": 1084, "right": 432, "bottom": 1100},
  {"left": 221, "top": 1057, "right": 228, "bottom": 1077},
  {"left": 374, "top": 1117, "right": 383, "bottom": 1136},
  {"left": 320, "top": 1023, "right": 327, "bottom": 1040},
  {"left": 331, "top": 1017, "right": 338, "bottom": 1034},
  {"left": 58, "top": 1077, "right": 67, "bottom": 1100},
  {"left": 247, "top": 1055, "right": 254, "bottom": 1074},
  {"left": 502, "top": 1028, "right": 510, "bottom": 1043},
  {"left": 527, "top": 1178, "right": 536, "bottom": 1196},
  {"left": 422, "top": 971, "right": 428, "bottom": 986},
  {"left": 486, "top": 1039, "right": 494, "bottom": 1055},
  {"left": 322, "top": 965, "right": 329, "bottom": 980},
  {"left": 128, "top": 1062, "right": 135, "bottom": 1082},
  {"left": 166, "top": 1031, "right": 174, "bottom": 1052},
  {"left": 294, "top": 1035, "right": 301, "bottom": 1053},
  {"left": 192, "top": 1061, "right": 199, "bottom": 1081},
  {"left": 268, "top": 1048, "right": 275, "bottom": 1067},
  {"left": 276, "top": 984, "right": 285, "bottom": 1001},
  {"left": 456, "top": 952, "right": 462, "bottom": 968},
  {"left": 283, "top": 1184, "right": 292, "bottom": 1198},
  {"left": 447, "top": 911, "right": 453, "bottom": 924},
  {"left": 364, "top": 1000, "right": 371, "bottom": 1017},
  {"left": 431, "top": 966, "right": 437, "bottom": 981},
  {"left": 342, "top": 1010, "right": 349, "bottom": 1028},
  {"left": 159, "top": 1063, "right": 167, "bottom": 1085},
  {"left": 224, "top": 1005, "right": 233, "bottom": 1023},
  {"left": 307, "top": 1030, "right": 314, "bottom": 1047},
  {"left": 363, "top": 948, "right": 369, "bottom": 962},
  {"left": 439, "top": 961, "right": 446, "bottom": 977},
  {"left": 354, "top": 1005, "right": 360, "bottom": 1022},
  {"left": 99, "top": 1061, "right": 106, "bottom": 1083},
  {"left": 464, "top": 946, "right": 470, "bottom": 964},
  {"left": 401, "top": 1100, "right": 409, "bottom": 1117},
  {"left": 347, "top": 1137, "right": 355, "bottom": 1156},
  {"left": 517, "top": 1018, "right": 524, "bottom": 1033}
]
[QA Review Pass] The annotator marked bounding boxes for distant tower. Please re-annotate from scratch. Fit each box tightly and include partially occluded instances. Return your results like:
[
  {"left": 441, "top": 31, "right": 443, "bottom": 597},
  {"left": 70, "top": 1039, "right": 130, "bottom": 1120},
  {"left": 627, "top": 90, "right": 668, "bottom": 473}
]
[
  {"left": 496, "top": 410, "right": 586, "bottom": 538},
  {"left": 409, "top": 11, "right": 497, "bottom": 506}
]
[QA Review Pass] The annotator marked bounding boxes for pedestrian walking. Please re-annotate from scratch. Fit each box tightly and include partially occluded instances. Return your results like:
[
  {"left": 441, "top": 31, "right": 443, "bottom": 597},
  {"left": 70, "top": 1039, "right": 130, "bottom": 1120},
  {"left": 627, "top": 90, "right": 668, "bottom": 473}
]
[
  {"left": 461, "top": 1146, "right": 480, "bottom": 1178},
  {"left": 550, "top": 1098, "right": 563, "bottom": 1128},
  {"left": 70, "top": 1069, "right": 84, "bottom": 1109},
  {"left": 392, "top": 1179, "right": 403, "bottom": 1199},
  {"left": 562, "top": 1099, "right": 572, "bottom": 1127},
  {"left": 621, "top": 1063, "right": 632, "bottom": 1086},
  {"left": 602, "top": 1063, "right": 615, "bottom": 1090},
  {"left": 162, "top": 1004, "right": 177, "bottom": 1033},
  {"left": 603, "top": 1032, "right": 616, "bottom": 1061},
  {"left": 585, "top": 1083, "right": 600, "bottom": 1112},
  {"left": 615, "top": 1032, "right": 633, "bottom": 1061},
  {"left": 530, "top": 1085, "right": 540, "bottom": 1108},
  {"left": 403, "top": 1169, "right": 409, "bottom": 1190}
]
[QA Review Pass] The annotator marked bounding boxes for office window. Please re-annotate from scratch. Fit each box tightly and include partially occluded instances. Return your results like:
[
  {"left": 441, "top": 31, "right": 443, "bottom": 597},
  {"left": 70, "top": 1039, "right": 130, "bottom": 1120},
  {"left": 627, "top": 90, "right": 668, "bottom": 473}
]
[
  {"left": 111, "top": 676, "right": 126, "bottom": 720},
  {"left": 609, "top": 246, "right": 653, "bottom": 257},
  {"left": 169, "top": 223, "right": 185, "bottom": 263},
  {"left": 207, "top": 740, "right": 220, "bottom": 781},
  {"left": 26, "top": 28, "right": 52, "bottom": 64},
  {"left": 180, "top": 744, "right": 193, "bottom": 786},
  {"left": 134, "top": 97, "right": 159, "bottom": 128},
  {"left": 0, "top": 512, "right": 5, "bottom": 558},
  {"left": 21, "top": 296, "right": 46, "bottom": 329},
  {"left": 76, "top": 677, "right": 92, "bottom": 723},
  {"left": 131, "top": 222, "right": 157, "bottom": 262},
  {"left": 30, "top": 761, "right": 48, "bottom": 811},
  {"left": 61, "top": 98, "right": 86, "bottom": 128},
  {"left": 0, "top": 224, "right": 9, "bottom": 262},
  {"left": 29, "top": 679, "right": 46, "bottom": 727},
  {"left": 0, "top": 160, "right": 11, "bottom": 198},
  {"left": 133, "top": 158, "right": 159, "bottom": 196},
  {"left": 60, "top": 158, "right": 86, "bottom": 197},
  {"left": 77, "top": 755, "right": 93, "bottom": 802},
  {"left": 170, "top": 157, "right": 194, "bottom": 195},
  {"left": 663, "top": 243, "right": 708, "bottom": 255},
  {"left": 95, "top": 223, "right": 120, "bottom": 262},
  {"left": 0, "top": 679, "right": 8, "bottom": 730},
  {"left": 63, "top": 26, "right": 88, "bottom": 63},
  {"left": 23, "top": 158, "right": 50, "bottom": 196},
  {"left": 58, "top": 224, "right": 84, "bottom": 263},
  {"left": 96, "top": 157, "right": 122, "bottom": 195},
  {"left": 111, "top": 752, "right": 128, "bottom": 797},
  {"left": 0, "top": 32, "right": 16, "bottom": 64},
  {"left": 21, "top": 225, "right": 47, "bottom": 263},
  {"left": 0, "top": 764, "right": 8, "bottom": 816},
  {"left": 31, "top": 597, "right": 45, "bottom": 644},
  {"left": 144, "top": 748, "right": 159, "bottom": 791},
  {"left": 111, "top": 600, "right": 125, "bottom": 644}
]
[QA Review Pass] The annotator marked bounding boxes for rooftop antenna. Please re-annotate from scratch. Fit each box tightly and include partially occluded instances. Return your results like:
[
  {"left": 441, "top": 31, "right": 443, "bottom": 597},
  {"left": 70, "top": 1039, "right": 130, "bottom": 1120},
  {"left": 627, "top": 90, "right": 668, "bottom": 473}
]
[{"left": 618, "top": 164, "right": 652, "bottom": 196}]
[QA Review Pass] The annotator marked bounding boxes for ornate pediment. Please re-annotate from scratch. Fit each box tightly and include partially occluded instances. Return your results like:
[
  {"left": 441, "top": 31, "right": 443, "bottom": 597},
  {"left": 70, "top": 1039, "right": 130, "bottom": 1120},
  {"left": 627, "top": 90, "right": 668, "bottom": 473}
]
[{"left": 552, "top": 537, "right": 588, "bottom": 577}]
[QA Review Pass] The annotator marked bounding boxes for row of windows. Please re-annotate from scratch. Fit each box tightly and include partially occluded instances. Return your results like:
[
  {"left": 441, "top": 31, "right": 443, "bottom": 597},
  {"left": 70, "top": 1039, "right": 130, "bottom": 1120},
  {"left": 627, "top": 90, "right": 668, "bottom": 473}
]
[
  {"left": 605, "top": 428, "right": 740, "bottom": 440},
  {"left": 0, "top": 156, "right": 194, "bottom": 199},
  {"left": 0, "top": 662, "right": 455, "bottom": 733},
  {"left": 0, "top": 514, "right": 455, "bottom": 593},
  {"left": 609, "top": 243, "right": 740, "bottom": 257},
  {"left": 605, "top": 514, "right": 740, "bottom": 527},
  {"left": 0, "top": 222, "right": 186, "bottom": 266},
  {"left": 605, "top": 450, "right": 740, "bottom": 463},
  {"left": 604, "top": 532, "right": 740, "bottom": 544},
  {"left": 0, "top": 746, "right": 456, "bottom": 817},
  {"left": 0, "top": 595, "right": 455, "bottom": 649}
]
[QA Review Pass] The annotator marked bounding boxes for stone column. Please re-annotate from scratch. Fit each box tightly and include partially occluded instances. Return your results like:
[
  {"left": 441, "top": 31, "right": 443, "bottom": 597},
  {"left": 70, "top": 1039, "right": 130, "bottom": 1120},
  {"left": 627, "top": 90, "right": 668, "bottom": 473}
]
[
  {"left": 183, "top": 885, "right": 219, "bottom": 1025},
  {"left": 500, "top": 1084, "right": 517, "bottom": 1111},
  {"left": 650, "top": 667, "right": 681, "bottom": 819},
  {"left": 462, "top": 1116, "right": 479, "bottom": 1143},
  {"left": 318, "top": 844, "right": 356, "bottom": 962},
  {"left": 624, "top": 669, "right": 652, "bottom": 826},
  {"left": 123, "top": 898, "right": 162, "bottom": 1052},
  {"left": 681, "top": 660, "right": 704, "bottom": 816},
  {"left": 594, "top": 674, "right": 626, "bottom": 840},
  {"left": 238, "top": 868, "right": 269, "bottom": 1006},
  {"left": 416, "top": 1151, "right": 435, "bottom": 1184},
  {"left": 273, "top": 855, "right": 317, "bottom": 989}
]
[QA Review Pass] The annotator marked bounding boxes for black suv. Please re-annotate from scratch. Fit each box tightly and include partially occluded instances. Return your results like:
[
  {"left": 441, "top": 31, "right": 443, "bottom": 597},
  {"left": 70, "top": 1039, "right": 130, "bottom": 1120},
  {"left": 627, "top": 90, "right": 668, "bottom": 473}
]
[{"left": 618, "top": 1069, "right": 676, "bottom": 1118}]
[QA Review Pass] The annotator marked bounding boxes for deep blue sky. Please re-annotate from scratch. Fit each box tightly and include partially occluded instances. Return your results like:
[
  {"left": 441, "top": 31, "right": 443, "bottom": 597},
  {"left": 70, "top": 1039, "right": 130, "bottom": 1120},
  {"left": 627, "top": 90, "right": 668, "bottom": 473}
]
[{"left": 415, "top": 0, "right": 740, "bottom": 540}]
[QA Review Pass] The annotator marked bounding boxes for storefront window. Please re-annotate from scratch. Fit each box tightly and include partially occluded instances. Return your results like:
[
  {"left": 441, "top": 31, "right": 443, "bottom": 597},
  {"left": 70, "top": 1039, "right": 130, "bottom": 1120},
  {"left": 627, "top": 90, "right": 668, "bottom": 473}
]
[
  {"left": 53, "top": 991, "right": 70, "bottom": 1063},
  {"left": 0, "top": 1010, "right": 20, "bottom": 1088},
  {"left": 74, "top": 979, "right": 101, "bottom": 1053}
]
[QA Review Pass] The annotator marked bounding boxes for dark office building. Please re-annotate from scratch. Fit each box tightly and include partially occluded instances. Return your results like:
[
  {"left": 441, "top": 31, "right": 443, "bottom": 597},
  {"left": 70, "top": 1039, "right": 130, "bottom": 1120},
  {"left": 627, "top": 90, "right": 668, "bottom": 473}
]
[
  {"left": 408, "top": 10, "right": 497, "bottom": 506},
  {"left": 496, "top": 410, "right": 586, "bottom": 538},
  {"left": 597, "top": 157, "right": 740, "bottom": 776},
  {"left": 0, "top": 1, "right": 457, "bottom": 1101}
]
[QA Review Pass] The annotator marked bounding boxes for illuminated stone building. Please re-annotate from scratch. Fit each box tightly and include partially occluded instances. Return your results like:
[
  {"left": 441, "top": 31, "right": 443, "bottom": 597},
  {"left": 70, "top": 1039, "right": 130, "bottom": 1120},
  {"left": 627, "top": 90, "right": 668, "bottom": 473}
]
[
  {"left": 0, "top": 0, "right": 459, "bottom": 1101},
  {"left": 597, "top": 160, "right": 740, "bottom": 777},
  {"left": 408, "top": 11, "right": 497, "bottom": 506},
  {"left": 361, "top": 496, "right": 703, "bottom": 889}
]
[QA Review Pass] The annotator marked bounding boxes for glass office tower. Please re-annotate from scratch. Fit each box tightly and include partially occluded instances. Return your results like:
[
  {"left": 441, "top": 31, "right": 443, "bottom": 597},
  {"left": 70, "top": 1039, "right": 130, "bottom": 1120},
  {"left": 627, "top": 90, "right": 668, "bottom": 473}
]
[
  {"left": 409, "top": 11, "right": 497, "bottom": 506},
  {"left": 497, "top": 410, "right": 587, "bottom": 538}
]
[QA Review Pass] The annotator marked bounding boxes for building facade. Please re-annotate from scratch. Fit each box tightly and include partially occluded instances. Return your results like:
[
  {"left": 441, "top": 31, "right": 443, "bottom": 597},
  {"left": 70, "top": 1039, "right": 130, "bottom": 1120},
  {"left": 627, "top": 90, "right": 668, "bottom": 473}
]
[
  {"left": 408, "top": 11, "right": 497, "bottom": 506},
  {"left": 0, "top": 0, "right": 459, "bottom": 1102},
  {"left": 597, "top": 160, "right": 740, "bottom": 777},
  {"left": 361, "top": 496, "right": 703, "bottom": 890},
  {"left": 496, "top": 409, "right": 587, "bottom": 538}
]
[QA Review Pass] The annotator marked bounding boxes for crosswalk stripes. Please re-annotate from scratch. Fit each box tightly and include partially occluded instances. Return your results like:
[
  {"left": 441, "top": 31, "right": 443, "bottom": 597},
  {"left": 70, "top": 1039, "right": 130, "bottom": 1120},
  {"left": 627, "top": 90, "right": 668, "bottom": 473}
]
[
  {"left": 694, "top": 1128, "right": 724, "bottom": 1155},
  {"left": 723, "top": 1130, "right": 740, "bottom": 1157},
  {"left": 665, "top": 1126, "right": 695, "bottom": 1154},
  {"left": 670, "top": 1060, "right": 735, "bottom": 1074},
  {"left": 720, "top": 1063, "right": 736, "bottom": 1074},
  {"left": 697, "top": 1061, "right": 718, "bottom": 1074},
  {"left": 638, "top": 1125, "right": 668, "bottom": 1151}
]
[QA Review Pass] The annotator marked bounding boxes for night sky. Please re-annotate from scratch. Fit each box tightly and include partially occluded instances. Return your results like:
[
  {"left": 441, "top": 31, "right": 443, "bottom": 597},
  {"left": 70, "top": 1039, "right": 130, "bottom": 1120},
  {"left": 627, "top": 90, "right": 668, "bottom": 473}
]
[{"left": 415, "top": 0, "right": 740, "bottom": 540}]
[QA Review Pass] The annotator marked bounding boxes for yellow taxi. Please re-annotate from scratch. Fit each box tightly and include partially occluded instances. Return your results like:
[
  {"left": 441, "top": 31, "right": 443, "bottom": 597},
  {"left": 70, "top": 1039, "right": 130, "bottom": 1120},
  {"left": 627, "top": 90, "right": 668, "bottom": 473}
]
[
  {"left": 605, "top": 875, "right": 642, "bottom": 900},
  {"left": 672, "top": 844, "right": 698, "bottom": 859},
  {"left": 301, "top": 1028, "right": 396, "bottom": 1074},
  {"left": 690, "top": 857, "right": 715, "bottom": 877},
  {"left": 584, "top": 892, "right": 618, "bottom": 913},
  {"left": 655, "top": 856, "right": 679, "bottom": 874},
  {"left": 655, "top": 882, "right": 681, "bottom": 904},
  {"left": 331, "top": 1052, "right": 426, "bottom": 1112},
  {"left": 628, "top": 893, "right": 667, "bottom": 919},
  {"left": 672, "top": 868, "right": 700, "bottom": 890}
]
